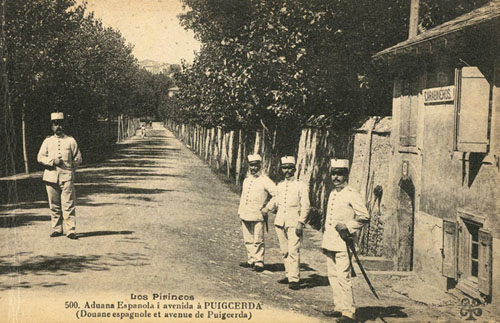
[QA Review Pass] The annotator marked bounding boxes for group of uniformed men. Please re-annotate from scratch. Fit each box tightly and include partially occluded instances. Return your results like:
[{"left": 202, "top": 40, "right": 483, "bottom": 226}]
[
  {"left": 36, "top": 112, "right": 368, "bottom": 322},
  {"left": 238, "top": 153, "right": 369, "bottom": 322}
]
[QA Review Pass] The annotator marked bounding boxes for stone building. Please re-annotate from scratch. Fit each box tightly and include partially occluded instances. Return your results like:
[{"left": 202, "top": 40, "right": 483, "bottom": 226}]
[{"left": 373, "top": 1, "right": 500, "bottom": 308}]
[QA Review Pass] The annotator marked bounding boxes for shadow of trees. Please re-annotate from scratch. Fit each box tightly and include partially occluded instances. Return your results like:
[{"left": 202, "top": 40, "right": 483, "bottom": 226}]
[
  {"left": 77, "top": 230, "right": 134, "bottom": 238},
  {"left": 0, "top": 136, "right": 182, "bottom": 221},
  {"left": 0, "top": 213, "right": 50, "bottom": 228},
  {"left": 301, "top": 273, "right": 330, "bottom": 288},
  {"left": 356, "top": 306, "right": 408, "bottom": 322},
  {"left": 0, "top": 251, "right": 150, "bottom": 290}
]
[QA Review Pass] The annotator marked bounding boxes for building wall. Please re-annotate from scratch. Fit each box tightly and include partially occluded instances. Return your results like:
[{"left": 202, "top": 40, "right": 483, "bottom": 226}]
[
  {"left": 385, "top": 58, "right": 500, "bottom": 306},
  {"left": 493, "top": 238, "right": 500, "bottom": 306},
  {"left": 414, "top": 211, "right": 448, "bottom": 290},
  {"left": 350, "top": 117, "right": 392, "bottom": 256},
  {"left": 383, "top": 77, "right": 423, "bottom": 269}
]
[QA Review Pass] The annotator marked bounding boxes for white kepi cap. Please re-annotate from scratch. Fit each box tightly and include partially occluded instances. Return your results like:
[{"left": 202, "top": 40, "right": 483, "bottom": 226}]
[
  {"left": 281, "top": 156, "right": 296, "bottom": 165},
  {"left": 50, "top": 112, "right": 64, "bottom": 120},
  {"left": 247, "top": 154, "right": 262, "bottom": 164},
  {"left": 330, "top": 158, "right": 349, "bottom": 169}
]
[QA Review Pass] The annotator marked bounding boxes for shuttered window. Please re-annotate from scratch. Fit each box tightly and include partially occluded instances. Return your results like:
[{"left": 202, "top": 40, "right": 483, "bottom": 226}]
[
  {"left": 442, "top": 220, "right": 457, "bottom": 279},
  {"left": 451, "top": 216, "right": 493, "bottom": 298},
  {"left": 455, "top": 67, "right": 491, "bottom": 152},
  {"left": 478, "top": 229, "right": 492, "bottom": 296},
  {"left": 399, "top": 77, "right": 419, "bottom": 147}
]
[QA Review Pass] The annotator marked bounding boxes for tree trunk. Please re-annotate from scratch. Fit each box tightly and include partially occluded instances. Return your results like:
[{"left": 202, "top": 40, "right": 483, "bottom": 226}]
[
  {"left": 22, "top": 102, "right": 29, "bottom": 174},
  {"left": 1, "top": 0, "right": 17, "bottom": 177}
]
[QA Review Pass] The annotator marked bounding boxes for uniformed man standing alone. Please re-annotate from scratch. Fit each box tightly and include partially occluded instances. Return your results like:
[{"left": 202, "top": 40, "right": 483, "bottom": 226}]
[
  {"left": 322, "top": 159, "right": 369, "bottom": 322},
  {"left": 37, "top": 112, "right": 82, "bottom": 240},
  {"left": 238, "top": 154, "right": 276, "bottom": 272},
  {"left": 267, "top": 156, "right": 310, "bottom": 290}
]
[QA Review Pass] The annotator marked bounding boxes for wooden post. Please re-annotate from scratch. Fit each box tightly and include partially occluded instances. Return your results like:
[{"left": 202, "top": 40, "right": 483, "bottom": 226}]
[
  {"left": 217, "top": 127, "right": 223, "bottom": 170},
  {"left": 117, "top": 115, "right": 121, "bottom": 142},
  {"left": 228, "top": 130, "right": 234, "bottom": 177},
  {"left": 205, "top": 128, "right": 210, "bottom": 161},
  {"left": 236, "top": 129, "right": 243, "bottom": 185},
  {"left": 409, "top": 0, "right": 420, "bottom": 39}
]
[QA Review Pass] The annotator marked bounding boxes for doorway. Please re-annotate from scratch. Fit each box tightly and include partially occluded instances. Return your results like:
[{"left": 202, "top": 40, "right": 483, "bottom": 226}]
[{"left": 397, "top": 178, "right": 415, "bottom": 271}]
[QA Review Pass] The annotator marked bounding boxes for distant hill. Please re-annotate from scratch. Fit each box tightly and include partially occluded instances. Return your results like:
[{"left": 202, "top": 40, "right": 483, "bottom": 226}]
[{"left": 138, "top": 60, "right": 180, "bottom": 75}]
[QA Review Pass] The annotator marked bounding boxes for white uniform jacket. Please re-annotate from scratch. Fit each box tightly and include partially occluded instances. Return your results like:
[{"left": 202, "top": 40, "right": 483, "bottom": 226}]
[
  {"left": 37, "top": 134, "right": 82, "bottom": 184},
  {"left": 267, "top": 179, "right": 310, "bottom": 228},
  {"left": 322, "top": 185, "right": 369, "bottom": 252},
  {"left": 238, "top": 174, "right": 276, "bottom": 222}
]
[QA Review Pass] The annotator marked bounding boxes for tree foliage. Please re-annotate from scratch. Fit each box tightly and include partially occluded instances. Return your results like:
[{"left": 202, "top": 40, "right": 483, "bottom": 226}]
[
  {"left": 1, "top": 0, "right": 174, "bottom": 176},
  {"left": 175, "top": 0, "right": 489, "bottom": 131}
]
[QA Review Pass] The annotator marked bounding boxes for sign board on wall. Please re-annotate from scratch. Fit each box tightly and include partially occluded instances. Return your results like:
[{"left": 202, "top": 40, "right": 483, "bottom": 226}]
[{"left": 423, "top": 85, "right": 455, "bottom": 104}]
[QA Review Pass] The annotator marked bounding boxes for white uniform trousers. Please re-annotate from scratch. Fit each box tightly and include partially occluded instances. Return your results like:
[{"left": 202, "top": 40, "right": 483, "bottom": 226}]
[
  {"left": 241, "top": 220, "right": 265, "bottom": 265},
  {"left": 275, "top": 225, "right": 302, "bottom": 283},
  {"left": 45, "top": 181, "right": 76, "bottom": 234},
  {"left": 324, "top": 250, "right": 355, "bottom": 316}
]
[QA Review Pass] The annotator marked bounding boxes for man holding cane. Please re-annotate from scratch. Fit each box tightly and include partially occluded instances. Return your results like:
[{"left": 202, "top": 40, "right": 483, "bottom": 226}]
[{"left": 322, "top": 159, "right": 369, "bottom": 322}]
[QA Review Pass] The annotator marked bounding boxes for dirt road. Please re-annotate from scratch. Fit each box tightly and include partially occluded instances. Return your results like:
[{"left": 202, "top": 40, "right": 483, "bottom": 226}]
[{"left": 0, "top": 127, "right": 470, "bottom": 322}]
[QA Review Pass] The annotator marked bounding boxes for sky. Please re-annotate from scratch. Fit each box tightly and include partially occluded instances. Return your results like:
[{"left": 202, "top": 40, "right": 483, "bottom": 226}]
[{"left": 83, "top": 0, "right": 200, "bottom": 64}]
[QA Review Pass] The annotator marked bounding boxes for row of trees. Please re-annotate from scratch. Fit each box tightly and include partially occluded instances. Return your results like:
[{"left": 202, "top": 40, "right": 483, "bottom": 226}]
[
  {"left": 173, "top": 0, "right": 489, "bottom": 133},
  {"left": 0, "top": 0, "right": 174, "bottom": 177}
]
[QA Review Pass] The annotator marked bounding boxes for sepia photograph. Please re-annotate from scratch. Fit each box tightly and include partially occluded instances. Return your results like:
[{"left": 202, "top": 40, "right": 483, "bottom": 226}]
[{"left": 1, "top": 0, "right": 499, "bottom": 322}]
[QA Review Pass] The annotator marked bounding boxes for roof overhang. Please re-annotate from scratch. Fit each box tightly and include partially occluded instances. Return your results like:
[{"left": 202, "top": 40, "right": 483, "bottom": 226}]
[{"left": 373, "top": 1, "right": 500, "bottom": 64}]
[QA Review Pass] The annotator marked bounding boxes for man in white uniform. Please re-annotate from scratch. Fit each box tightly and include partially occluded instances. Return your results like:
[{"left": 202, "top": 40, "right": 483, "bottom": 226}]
[
  {"left": 322, "top": 159, "right": 369, "bottom": 321},
  {"left": 141, "top": 124, "right": 146, "bottom": 138},
  {"left": 238, "top": 154, "right": 276, "bottom": 272},
  {"left": 37, "top": 112, "right": 82, "bottom": 240},
  {"left": 267, "top": 156, "right": 310, "bottom": 290}
]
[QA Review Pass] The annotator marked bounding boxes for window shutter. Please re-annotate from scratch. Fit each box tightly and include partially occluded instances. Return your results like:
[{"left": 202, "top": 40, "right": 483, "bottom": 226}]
[
  {"left": 456, "top": 66, "right": 490, "bottom": 152},
  {"left": 478, "top": 229, "right": 492, "bottom": 296},
  {"left": 442, "top": 220, "right": 457, "bottom": 279},
  {"left": 400, "top": 79, "right": 410, "bottom": 146},
  {"left": 408, "top": 79, "right": 419, "bottom": 146}
]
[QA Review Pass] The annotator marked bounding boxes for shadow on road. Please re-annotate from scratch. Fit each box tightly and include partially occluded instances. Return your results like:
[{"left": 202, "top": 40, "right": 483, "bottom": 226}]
[
  {"left": 0, "top": 251, "right": 150, "bottom": 290},
  {"left": 0, "top": 213, "right": 50, "bottom": 228},
  {"left": 264, "top": 262, "right": 315, "bottom": 273},
  {"left": 301, "top": 273, "right": 330, "bottom": 288},
  {"left": 77, "top": 230, "right": 134, "bottom": 238},
  {"left": 0, "top": 133, "right": 182, "bottom": 208},
  {"left": 317, "top": 306, "right": 408, "bottom": 322},
  {"left": 0, "top": 254, "right": 104, "bottom": 276},
  {"left": 264, "top": 263, "right": 285, "bottom": 272},
  {"left": 356, "top": 306, "right": 408, "bottom": 322},
  {"left": 75, "top": 183, "right": 174, "bottom": 197}
]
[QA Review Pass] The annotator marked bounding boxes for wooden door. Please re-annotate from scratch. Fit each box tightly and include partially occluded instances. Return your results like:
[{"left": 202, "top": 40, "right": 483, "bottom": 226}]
[{"left": 397, "top": 179, "right": 415, "bottom": 271}]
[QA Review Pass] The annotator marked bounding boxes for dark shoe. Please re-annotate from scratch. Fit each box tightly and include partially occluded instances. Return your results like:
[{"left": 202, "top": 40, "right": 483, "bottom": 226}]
[
  {"left": 289, "top": 282, "right": 301, "bottom": 290},
  {"left": 67, "top": 233, "right": 78, "bottom": 240},
  {"left": 239, "top": 262, "right": 254, "bottom": 269},
  {"left": 277, "top": 277, "right": 289, "bottom": 284},
  {"left": 253, "top": 264, "right": 264, "bottom": 272},
  {"left": 322, "top": 310, "right": 342, "bottom": 318},
  {"left": 50, "top": 231, "right": 63, "bottom": 238}
]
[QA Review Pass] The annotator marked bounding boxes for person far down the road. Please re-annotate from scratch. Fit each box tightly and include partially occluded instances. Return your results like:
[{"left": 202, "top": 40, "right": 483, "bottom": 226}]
[
  {"left": 238, "top": 154, "right": 276, "bottom": 272},
  {"left": 322, "top": 158, "right": 370, "bottom": 322},
  {"left": 37, "top": 112, "right": 82, "bottom": 240},
  {"left": 266, "top": 156, "right": 310, "bottom": 291}
]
